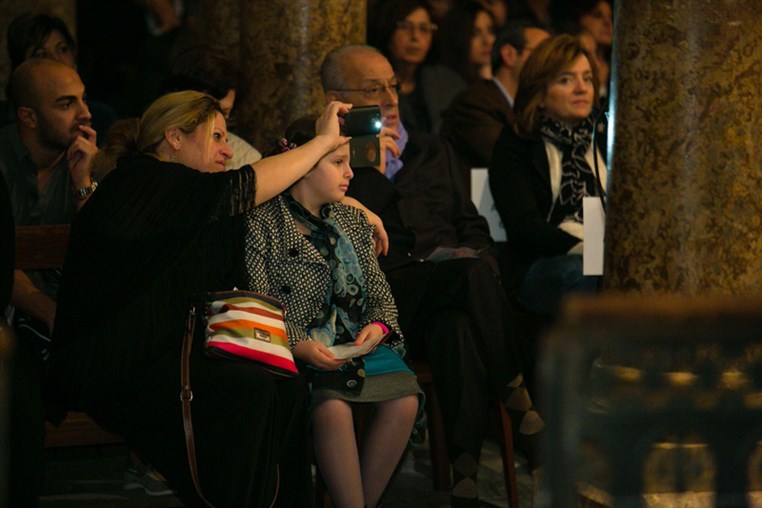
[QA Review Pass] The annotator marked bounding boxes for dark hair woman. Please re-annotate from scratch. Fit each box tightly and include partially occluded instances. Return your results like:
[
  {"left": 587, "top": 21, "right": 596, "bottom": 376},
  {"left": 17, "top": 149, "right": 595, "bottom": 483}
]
[
  {"left": 368, "top": 0, "right": 438, "bottom": 132},
  {"left": 439, "top": 1, "right": 497, "bottom": 84},
  {"left": 489, "top": 35, "right": 606, "bottom": 315}
]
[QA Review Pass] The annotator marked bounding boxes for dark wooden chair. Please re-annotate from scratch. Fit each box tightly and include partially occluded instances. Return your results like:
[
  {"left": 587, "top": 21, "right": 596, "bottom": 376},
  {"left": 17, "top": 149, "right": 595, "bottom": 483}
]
[
  {"left": 14, "top": 224, "right": 123, "bottom": 448},
  {"left": 414, "top": 358, "right": 520, "bottom": 508}
]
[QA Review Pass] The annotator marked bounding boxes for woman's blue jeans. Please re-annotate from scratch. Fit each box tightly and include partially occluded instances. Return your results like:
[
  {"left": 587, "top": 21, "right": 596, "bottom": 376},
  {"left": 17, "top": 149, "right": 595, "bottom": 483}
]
[{"left": 516, "top": 254, "right": 601, "bottom": 316}]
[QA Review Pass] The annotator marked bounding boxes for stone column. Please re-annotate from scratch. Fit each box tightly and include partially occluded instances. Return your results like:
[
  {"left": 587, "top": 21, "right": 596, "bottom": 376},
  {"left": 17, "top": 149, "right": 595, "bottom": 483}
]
[
  {"left": 604, "top": 1, "right": 762, "bottom": 295},
  {"left": 195, "top": 0, "right": 366, "bottom": 152}
]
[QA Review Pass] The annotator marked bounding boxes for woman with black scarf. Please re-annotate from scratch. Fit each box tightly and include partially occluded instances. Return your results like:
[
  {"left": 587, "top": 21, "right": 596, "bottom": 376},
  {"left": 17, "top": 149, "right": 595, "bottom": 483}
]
[{"left": 489, "top": 35, "right": 606, "bottom": 316}]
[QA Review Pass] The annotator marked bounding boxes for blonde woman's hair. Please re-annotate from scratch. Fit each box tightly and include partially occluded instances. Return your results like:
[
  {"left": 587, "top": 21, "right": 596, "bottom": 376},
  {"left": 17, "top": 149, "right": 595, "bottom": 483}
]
[
  {"left": 513, "top": 34, "right": 599, "bottom": 134},
  {"left": 97, "top": 91, "right": 222, "bottom": 172}
]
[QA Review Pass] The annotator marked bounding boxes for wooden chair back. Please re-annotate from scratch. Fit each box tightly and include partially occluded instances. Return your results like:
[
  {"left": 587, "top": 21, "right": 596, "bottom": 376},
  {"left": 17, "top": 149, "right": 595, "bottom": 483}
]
[{"left": 14, "top": 224, "right": 123, "bottom": 448}]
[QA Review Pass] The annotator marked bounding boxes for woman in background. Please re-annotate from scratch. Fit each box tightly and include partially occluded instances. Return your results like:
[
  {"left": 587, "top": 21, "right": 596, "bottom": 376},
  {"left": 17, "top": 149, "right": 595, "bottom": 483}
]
[
  {"left": 426, "top": 1, "right": 498, "bottom": 132},
  {"left": 490, "top": 35, "right": 605, "bottom": 316},
  {"left": 368, "top": 0, "right": 438, "bottom": 132}
]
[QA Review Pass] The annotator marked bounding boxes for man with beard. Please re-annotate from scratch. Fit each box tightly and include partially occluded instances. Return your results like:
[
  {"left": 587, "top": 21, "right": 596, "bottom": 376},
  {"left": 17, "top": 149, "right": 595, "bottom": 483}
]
[{"left": 0, "top": 57, "right": 97, "bottom": 505}]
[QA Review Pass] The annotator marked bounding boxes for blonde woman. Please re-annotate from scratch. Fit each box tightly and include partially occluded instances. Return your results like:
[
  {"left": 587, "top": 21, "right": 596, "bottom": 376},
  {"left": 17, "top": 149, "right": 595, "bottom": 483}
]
[{"left": 49, "top": 91, "right": 351, "bottom": 506}]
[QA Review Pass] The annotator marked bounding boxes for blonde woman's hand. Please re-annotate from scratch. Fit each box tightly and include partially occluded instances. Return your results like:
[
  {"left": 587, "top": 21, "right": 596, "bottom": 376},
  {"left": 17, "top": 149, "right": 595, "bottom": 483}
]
[
  {"left": 315, "top": 101, "right": 352, "bottom": 152},
  {"left": 367, "top": 210, "right": 389, "bottom": 256},
  {"left": 339, "top": 196, "right": 389, "bottom": 256}
]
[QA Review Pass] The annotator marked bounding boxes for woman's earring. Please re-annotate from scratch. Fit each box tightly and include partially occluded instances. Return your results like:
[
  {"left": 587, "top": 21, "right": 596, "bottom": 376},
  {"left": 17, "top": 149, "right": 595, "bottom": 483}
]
[{"left": 171, "top": 151, "right": 177, "bottom": 162}]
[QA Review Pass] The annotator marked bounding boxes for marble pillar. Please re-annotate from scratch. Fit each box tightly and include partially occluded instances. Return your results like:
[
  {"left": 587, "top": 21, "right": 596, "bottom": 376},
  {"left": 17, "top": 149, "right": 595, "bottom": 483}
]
[
  {"left": 604, "top": 1, "right": 762, "bottom": 295},
  {"left": 195, "top": 0, "right": 366, "bottom": 152},
  {"left": 0, "top": 0, "right": 77, "bottom": 101}
]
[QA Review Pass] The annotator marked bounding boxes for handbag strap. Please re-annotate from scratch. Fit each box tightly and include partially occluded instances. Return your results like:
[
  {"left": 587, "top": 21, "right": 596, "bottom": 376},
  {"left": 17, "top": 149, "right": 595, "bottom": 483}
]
[{"left": 181, "top": 303, "right": 216, "bottom": 508}]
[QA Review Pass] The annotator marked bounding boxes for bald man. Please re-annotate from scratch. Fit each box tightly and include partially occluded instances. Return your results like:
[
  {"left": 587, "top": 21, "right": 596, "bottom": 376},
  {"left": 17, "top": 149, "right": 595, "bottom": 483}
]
[{"left": 0, "top": 58, "right": 98, "bottom": 506}]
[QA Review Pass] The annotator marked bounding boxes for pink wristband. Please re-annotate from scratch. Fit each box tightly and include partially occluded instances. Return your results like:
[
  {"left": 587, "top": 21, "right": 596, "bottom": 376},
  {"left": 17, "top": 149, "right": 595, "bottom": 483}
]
[{"left": 370, "top": 321, "right": 389, "bottom": 334}]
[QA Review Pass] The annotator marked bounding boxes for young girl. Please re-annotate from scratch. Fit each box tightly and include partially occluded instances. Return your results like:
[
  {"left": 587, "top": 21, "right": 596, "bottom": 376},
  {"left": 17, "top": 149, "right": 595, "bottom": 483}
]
[{"left": 244, "top": 117, "right": 422, "bottom": 508}]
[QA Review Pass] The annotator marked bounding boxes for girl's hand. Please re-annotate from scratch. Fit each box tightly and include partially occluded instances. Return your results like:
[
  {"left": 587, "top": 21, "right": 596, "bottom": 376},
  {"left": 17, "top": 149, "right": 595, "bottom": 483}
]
[
  {"left": 353, "top": 323, "right": 385, "bottom": 346},
  {"left": 293, "top": 340, "right": 346, "bottom": 371}
]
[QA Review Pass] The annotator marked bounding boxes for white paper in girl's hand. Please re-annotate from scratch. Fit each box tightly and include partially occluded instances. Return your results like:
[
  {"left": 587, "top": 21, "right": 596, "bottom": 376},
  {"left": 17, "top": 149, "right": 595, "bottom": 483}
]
[{"left": 327, "top": 332, "right": 391, "bottom": 360}]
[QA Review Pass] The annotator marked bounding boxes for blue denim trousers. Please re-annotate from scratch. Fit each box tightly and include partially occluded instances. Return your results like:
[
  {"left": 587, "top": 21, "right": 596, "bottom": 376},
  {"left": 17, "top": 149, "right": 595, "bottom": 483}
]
[{"left": 516, "top": 254, "right": 600, "bottom": 315}]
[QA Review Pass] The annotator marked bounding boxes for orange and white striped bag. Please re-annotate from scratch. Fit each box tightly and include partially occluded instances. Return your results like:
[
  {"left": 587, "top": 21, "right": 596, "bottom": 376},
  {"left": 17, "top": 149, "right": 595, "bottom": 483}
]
[{"left": 204, "top": 290, "right": 298, "bottom": 377}]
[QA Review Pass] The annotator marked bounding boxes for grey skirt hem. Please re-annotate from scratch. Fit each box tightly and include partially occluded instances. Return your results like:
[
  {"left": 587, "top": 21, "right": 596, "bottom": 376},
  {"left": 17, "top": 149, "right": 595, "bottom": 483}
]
[{"left": 311, "top": 371, "right": 422, "bottom": 408}]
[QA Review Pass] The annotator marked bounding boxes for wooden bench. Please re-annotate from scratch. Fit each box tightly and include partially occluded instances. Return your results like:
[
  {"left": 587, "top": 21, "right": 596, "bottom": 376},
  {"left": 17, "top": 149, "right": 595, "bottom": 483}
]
[{"left": 14, "top": 224, "right": 123, "bottom": 448}]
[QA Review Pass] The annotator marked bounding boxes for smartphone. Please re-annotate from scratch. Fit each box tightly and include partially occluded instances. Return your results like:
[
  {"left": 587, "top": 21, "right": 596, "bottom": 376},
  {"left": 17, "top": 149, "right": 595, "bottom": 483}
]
[
  {"left": 342, "top": 106, "right": 382, "bottom": 137},
  {"left": 341, "top": 106, "right": 382, "bottom": 168}
]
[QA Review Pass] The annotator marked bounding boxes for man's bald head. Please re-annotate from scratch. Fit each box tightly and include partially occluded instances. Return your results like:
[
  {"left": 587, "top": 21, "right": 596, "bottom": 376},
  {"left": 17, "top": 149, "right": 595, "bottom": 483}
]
[
  {"left": 321, "top": 44, "right": 401, "bottom": 131},
  {"left": 320, "top": 45, "right": 386, "bottom": 94},
  {"left": 9, "top": 58, "right": 80, "bottom": 110},
  {"left": 10, "top": 58, "right": 91, "bottom": 152}
]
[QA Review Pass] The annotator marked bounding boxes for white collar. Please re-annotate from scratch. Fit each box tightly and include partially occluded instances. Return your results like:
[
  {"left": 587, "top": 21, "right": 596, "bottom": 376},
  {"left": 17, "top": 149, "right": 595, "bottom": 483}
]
[{"left": 491, "top": 77, "right": 514, "bottom": 108}]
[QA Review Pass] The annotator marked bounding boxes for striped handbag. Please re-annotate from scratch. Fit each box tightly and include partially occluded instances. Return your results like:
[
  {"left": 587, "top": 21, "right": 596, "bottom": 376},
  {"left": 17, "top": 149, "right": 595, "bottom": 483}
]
[{"left": 204, "top": 290, "right": 298, "bottom": 377}]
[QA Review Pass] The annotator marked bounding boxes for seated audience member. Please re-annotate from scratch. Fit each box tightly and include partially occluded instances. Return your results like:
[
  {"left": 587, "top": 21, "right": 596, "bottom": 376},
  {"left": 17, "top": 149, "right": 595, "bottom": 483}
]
[
  {"left": 159, "top": 45, "right": 262, "bottom": 169},
  {"left": 420, "top": 1, "right": 498, "bottom": 133},
  {"left": 322, "top": 44, "right": 543, "bottom": 507},
  {"left": 2, "top": 13, "right": 117, "bottom": 143},
  {"left": 441, "top": 19, "right": 549, "bottom": 170},
  {"left": 490, "top": 35, "right": 605, "bottom": 316},
  {"left": 551, "top": 0, "right": 613, "bottom": 102},
  {"left": 440, "top": 1, "right": 497, "bottom": 82},
  {"left": 245, "top": 118, "right": 421, "bottom": 508},
  {"left": 368, "top": 0, "right": 438, "bottom": 133},
  {"left": 0, "top": 58, "right": 98, "bottom": 506},
  {"left": 47, "top": 92, "right": 351, "bottom": 506}
]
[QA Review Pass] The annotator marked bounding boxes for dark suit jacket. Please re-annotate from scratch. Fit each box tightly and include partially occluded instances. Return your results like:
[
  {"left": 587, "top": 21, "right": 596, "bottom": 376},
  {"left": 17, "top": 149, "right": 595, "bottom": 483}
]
[
  {"left": 346, "top": 129, "right": 496, "bottom": 329},
  {"left": 440, "top": 79, "right": 515, "bottom": 171},
  {"left": 489, "top": 125, "right": 606, "bottom": 288}
]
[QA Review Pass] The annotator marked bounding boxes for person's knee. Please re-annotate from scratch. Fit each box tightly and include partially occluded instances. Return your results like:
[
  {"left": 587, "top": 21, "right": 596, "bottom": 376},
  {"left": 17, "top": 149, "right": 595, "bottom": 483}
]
[
  {"left": 527, "top": 254, "right": 584, "bottom": 288},
  {"left": 456, "top": 257, "right": 500, "bottom": 287}
]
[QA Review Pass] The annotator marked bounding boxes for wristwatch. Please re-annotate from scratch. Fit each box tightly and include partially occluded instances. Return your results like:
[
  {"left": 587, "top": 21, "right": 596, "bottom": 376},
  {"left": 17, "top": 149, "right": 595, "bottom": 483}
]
[{"left": 72, "top": 180, "right": 98, "bottom": 200}]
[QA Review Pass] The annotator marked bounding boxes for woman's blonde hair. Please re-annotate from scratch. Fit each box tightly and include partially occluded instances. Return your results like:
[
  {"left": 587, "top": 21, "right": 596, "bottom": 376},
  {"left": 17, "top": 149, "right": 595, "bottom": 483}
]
[
  {"left": 96, "top": 91, "right": 222, "bottom": 172},
  {"left": 513, "top": 34, "right": 599, "bottom": 134}
]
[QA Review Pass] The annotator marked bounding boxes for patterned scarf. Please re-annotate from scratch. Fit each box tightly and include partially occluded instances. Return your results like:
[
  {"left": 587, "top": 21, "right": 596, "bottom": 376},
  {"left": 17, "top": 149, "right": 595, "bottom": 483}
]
[
  {"left": 283, "top": 193, "right": 367, "bottom": 347},
  {"left": 539, "top": 114, "right": 598, "bottom": 226}
]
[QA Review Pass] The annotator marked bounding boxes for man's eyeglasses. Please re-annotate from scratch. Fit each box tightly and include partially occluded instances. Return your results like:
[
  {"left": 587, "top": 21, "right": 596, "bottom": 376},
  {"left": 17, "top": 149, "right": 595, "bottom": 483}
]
[
  {"left": 333, "top": 82, "right": 402, "bottom": 98},
  {"left": 396, "top": 20, "right": 438, "bottom": 35}
]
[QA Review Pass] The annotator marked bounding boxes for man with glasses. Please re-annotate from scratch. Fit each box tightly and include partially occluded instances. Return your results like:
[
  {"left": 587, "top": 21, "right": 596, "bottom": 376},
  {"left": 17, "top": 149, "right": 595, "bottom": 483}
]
[
  {"left": 321, "top": 44, "right": 543, "bottom": 507},
  {"left": 441, "top": 19, "right": 549, "bottom": 169}
]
